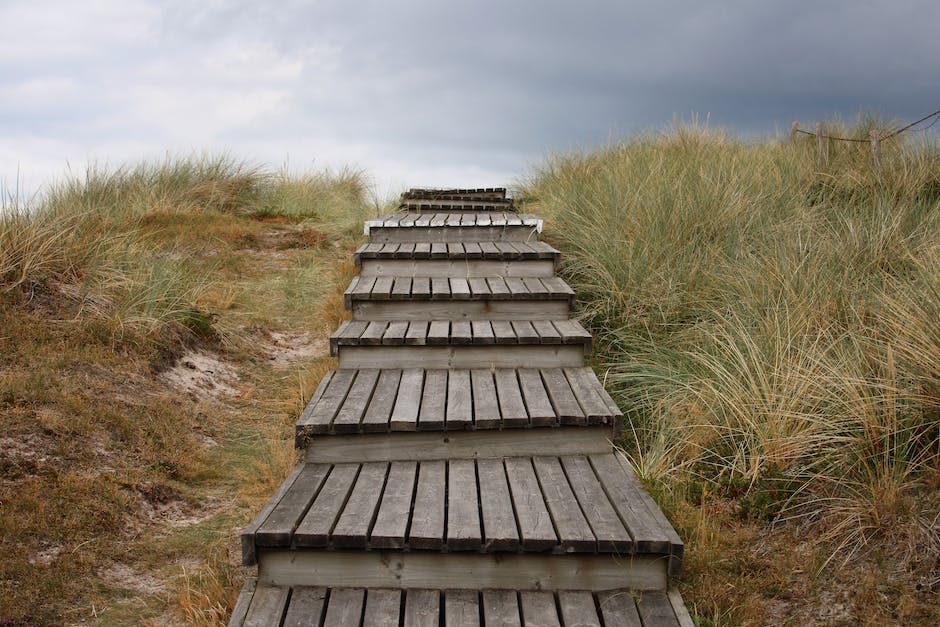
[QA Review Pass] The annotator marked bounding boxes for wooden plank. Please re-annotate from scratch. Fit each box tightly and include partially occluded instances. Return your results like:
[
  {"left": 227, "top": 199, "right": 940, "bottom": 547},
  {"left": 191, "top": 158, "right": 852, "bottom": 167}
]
[
  {"left": 405, "top": 320, "right": 429, "bottom": 346},
  {"left": 494, "top": 369, "right": 529, "bottom": 427},
  {"left": 637, "top": 590, "right": 681, "bottom": 627},
  {"left": 588, "top": 454, "right": 671, "bottom": 554},
  {"left": 506, "top": 277, "right": 528, "bottom": 297},
  {"left": 360, "top": 321, "right": 389, "bottom": 345},
  {"left": 517, "top": 369, "right": 556, "bottom": 427},
  {"left": 370, "top": 461, "right": 417, "bottom": 549},
  {"left": 414, "top": 242, "right": 431, "bottom": 257},
  {"left": 446, "top": 369, "right": 472, "bottom": 429},
  {"left": 229, "top": 578, "right": 256, "bottom": 626},
  {"left": 412, "top": 276, "right": 431, "bottom": 298},
  {"left": 294, "top": 464, "right": 360, "bottom": 547},
  {"left": 477, "top": 458, "right": 520, "bottom": 551},
  {"left": 390, "top": 368, "right": 424, "bottom": 430},
  {"left": 431, "top": 276, "right": 450, "bottom": 299},
  {"left": 464, "top": 242, "right": 483, "bottom": 258},
  {"left": 362, "top": 588, "right": 401, "bottom": 627},
  {"left": 372, "top": 276, "right": 394, "bottom": 299},
  {"left": 332, "top": 462, "right": 389, "bottom": 548},
  {"left": 521, "top": 277, "right": 549, "bottom": 298},
  {"left": 483, "top": 590, "right": 521, "bottom": 627},
  {"left": 427, "top": 320, "right": 450, "bottom": 344},
  {"left": 281, "top": 587, "right": 327, "bottom": 627},
  {"left": 332, "top": 369, "right": 380, "bottom": 433},
  {"left": 487, "top": 276, "right": 510, "bottom": 297},
  {"left": 299, "top": 369, "right": 356, "bottom": 433},
  {"left": 430, "top": 242, "right": 447, "bottom": 258},
  {"left": 450, "top": 320, "right": 472, "bottom": 344},
  {"left": 511, "top": 320, "right": 539, "bottom": 343},
  {"left": 470, "top": 369, "right": 500, "bottom": 429},
  {"left": 256, "top": 464, "right": 330, "bottom": 546},
  {"left": 331, "top": 320, "right": 369, "bottom": 352},
  {"left": 479, "top": 241, "right": 500, "bottom": 255},
  {"left": 541, "top": 369, "right": 585, "bottom": 425},
  {"left": 447, "top": 242, "right": 464, "bottom": 256},
  {"left": 541, "top": 275, "right": 575, "bottom": 296},
  {"left": 339, "top": 345, "right": 586, "bottom": 370},
  {"left": 306, "top": 428, "right": 613, "bottom": 463},
  {"left": 418, "top": 369, "right": 447, "bottom": 431},
  {"left": 564, "top": 368, "right": 611, "bottom": 425},
  {"left": 504, "top": 458, "right": 557, "bottom": 551},
  {"left": 468, "top": 276, "right": 491, "bottom": 297},
  {"left": 533, "top": 456, "right": 596, "bottom": 552},
  {"left": 260, "top": 550, "right": 668, "bottom": 592},
  {"left": 447, "top": 459, "right": 482, "bottom": 550},
  {"left": 519, "top": 591, "right": 560, "bottom": 627},
  {"left": 557, "top": 591, "right": 601, "bottom": 627},
  {"left": 552, "top": 319, "right": 592, "bottom": 345},
  {"left": 395, "top": 242, "right": 416, "bottom": 257},
  {"left": 668, "top": 589, "right": 696, "bottom": 627},
  {"left": 408, "top": 460, "right": 445, "bottom": 549},
  {"left": 404, "top": 589, "right": 440, "bottom": 627},
  {"left": 350, "top": 276, "right": 377, "bottom": 298},
  {"left": 382, "top": 320, "right": 409, "bottom": 345},
  {"left": 243, "top": 584, "right": 290, "bottom": 626},
  {"left": 444, "top": 590, "right": 480, "bottom": 626},
  {"left": 450, "top": 277, "right": 471, "bottom": 299},
  {"left": 391, "top": 276, "right": 413, "bottom": 298},
  {"left": 561, "top": 455, "right": 632, "bottom": 552},
  {"left": 323, "top": 588, "right": 366, "bottom": 626},
  {"left": 353, "top": 300, "right": 571, "bottom": 322},
  {"left": 242, "top": 463, "right": 306, "bottom": 564},
  {"left": 491, "top": 320, "right": 517, "bottom": 344},
  {"left": 532, "top": 319, "right": 562, "bottom": 344},
  {"left": 471, "top": 320, "right": 495, "bottom": 344},
  {"left": 596, "top": 590, "right": 642, "bottom": 627},
  {"left": 361, "top": 369, "right": 401, "bottom": 432}
]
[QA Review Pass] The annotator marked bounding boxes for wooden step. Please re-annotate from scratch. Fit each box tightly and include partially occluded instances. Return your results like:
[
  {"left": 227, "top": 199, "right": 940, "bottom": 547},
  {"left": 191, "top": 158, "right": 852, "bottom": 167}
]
[
  {"left": 344, "top": 275, "right": 575, "bottom": 320},
  {"left": 403, "top": 187, "right": 507, "bottom": 200},
  {"left": 330, "top": 320, "right": 590, "bottom": 368},
  {"left": 241, "top": 453, "right": 683, "bottom": 573},
  {"left": 401, "top": 199, "right": 515, "bottom": 212},
  {"left": 294, "top": 367, "right": 621, "bottom": 445},
  {"left": 355, "top": 241, "right": 559, "bottom": 278},
  {"left": 230, "top": 580, "right": 695, "bottom": 627},
  {"left": 365, "top": 213, "right": 541, "bottom": 243}
]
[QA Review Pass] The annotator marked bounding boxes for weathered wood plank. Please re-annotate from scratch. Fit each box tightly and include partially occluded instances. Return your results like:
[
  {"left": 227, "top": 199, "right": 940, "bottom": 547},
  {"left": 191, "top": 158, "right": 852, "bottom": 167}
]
[
  {"left": 504, "top": 458, "right": 557, "bottom": 551},
  {"left": 409, "top": 460, "right": 445, "bottom": 549},
  {"left": 242, "top": 463, "right": 307, "bottom": 564},
  {"left": 477, "top": 458, "right": 520, "bottom": 551},
  {"left": 298, "top": 369, "right": 356, "bottom": 432},
  {"left": 228, "top": 578, "right": 256, "bottom": 626},
  {"left": 637, "top": 590, "right": 681, "bottom": 627},
  {"left": 332, "top": 462, "right": 388, "bottom": 548},
  {"left": 243, "top": 584, "right": 290, "bottom": 626},
  {"left": 382, "top": 320, "right": 409, "bottom": 345},
  {"left": 360, "top": 321, "right": 389, "bottom": 345},
  {"left": 541, "top": 368, "right": 585, "bottom": 425},
  {"left": 517, "top": 369, "right": 556, "bottom": 426},
  {"left": 494, "top": 369, "right": 529, "bottom": 426},
  {"left": 362, "top": 588, "right": 401, "bottom": 627},
  {"left": 564, "top": 367, "right": 615, "bottom": 425},
  {"left": 418, "top": 369, "right": 447, "bottom": 431},
  {"left": 492, "top": 320, "right": 517, "bottom": 344},
  {"left": 470, "top": 369, "right": 500, "bottom": 429},
  {"left": 332, "top": 369, "right": 380, "bottom": 433},
  {"left": 281, "top": 587, "right": 327, "bottom": 627},
  {"left": 596, "top": 590, "right": 642, "bottom": 627},
  {"left": 427, "top": 320, "right": 450, "bottom": 344},
  {"left": 323, "top": 588, "right": 366, "bottom": 626},
  {"left": 405, "top": 320, "right": 429, "bottom": 346},
  {"left": 294, "top": 464, "right": 359, "bottom": 547},
  {"left": 483, "top": 590, "right": 521, "bottom": 627},
  {"left": 561, "top": 455, "right": 632, "bottom": 552},
  {"left": 446, "top": 369, "right": 472, "bottom": 429},
  {"left": 450, "top": 320, "right": 472, "bottom": 344},
  {"left": 390, "top": 368, "right": 424, "bottom": 431},
  {"left": 519, "top": 591, "right": 560, "bottom": 627},
  {"left": 404, "top": 589, "right": 440, "bottom": 627},
  {"left": 444, "top": 590, "right": 480, "bottom": 626},
  {"left": 533, "top": 456, "right": 596, "bottom": 552},
  {"left": 447, "top": 459, "right": 482, "bottom": 550},
  {"left": 255, "top": 464, "right": 330, "bottom": 547},
  {"left": 470, "top": 320, "right": 495, "bottom": 344},
  {"left": 361, "top": 369, "right": 401, "bottom": 432},
  {"left": 557, "top": 591, "right": 601, "bottom": 627},
  {"left": 370, "top": 461, "right": 417, "bottom": 549}
]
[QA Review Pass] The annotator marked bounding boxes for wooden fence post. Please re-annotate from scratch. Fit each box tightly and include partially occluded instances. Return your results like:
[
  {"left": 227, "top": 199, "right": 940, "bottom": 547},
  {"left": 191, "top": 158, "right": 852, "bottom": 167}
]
[
  {"left": 816, "top": 123, "right": 825, "bottom": 168},
  {"left": 870, "top": 130, "right": 882, "bottom": 178}
]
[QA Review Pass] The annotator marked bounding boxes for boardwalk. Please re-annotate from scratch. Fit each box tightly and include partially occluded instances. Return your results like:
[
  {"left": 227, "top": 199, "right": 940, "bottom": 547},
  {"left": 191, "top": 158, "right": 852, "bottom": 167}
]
[{"left": 230, "top": 188, "right": 690, "bottom": 626}]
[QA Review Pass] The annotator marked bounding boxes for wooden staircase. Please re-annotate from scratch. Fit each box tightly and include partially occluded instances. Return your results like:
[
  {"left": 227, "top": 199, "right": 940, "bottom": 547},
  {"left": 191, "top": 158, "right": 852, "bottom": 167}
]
[{"left": 230, "top": 188, "right": 691, "bottom": 626}]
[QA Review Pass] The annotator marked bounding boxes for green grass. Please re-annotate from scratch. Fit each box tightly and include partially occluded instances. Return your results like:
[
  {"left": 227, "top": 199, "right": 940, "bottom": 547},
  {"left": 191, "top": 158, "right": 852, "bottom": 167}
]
[{"left": 522, "top": 120, "right": 940, "bottom": 624}]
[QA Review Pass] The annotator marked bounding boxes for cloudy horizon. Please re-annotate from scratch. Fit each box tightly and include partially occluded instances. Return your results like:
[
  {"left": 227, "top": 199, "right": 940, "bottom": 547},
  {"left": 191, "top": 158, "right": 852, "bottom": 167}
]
[{"left": 3, "top": 0, "right": 939, "bottom": 201}]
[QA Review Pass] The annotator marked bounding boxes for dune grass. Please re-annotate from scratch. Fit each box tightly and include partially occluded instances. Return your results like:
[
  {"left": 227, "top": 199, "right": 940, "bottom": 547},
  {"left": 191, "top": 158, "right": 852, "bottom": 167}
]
[
  {"left": 0, "top": 155, "right": 369, "bottom": 624},
  {"left": 522, "top": 122, "right": 939, "bottom": 624}
]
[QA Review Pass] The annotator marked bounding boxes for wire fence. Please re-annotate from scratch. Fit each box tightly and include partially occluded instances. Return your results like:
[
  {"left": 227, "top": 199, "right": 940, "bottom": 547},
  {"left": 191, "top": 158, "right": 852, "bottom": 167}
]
[{"left": 789, "top": 107, "right": 940, "bottom": 172}]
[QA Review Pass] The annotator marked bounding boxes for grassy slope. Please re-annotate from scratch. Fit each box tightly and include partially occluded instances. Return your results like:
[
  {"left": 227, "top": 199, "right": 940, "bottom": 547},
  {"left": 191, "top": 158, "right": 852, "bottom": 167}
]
[
  {"left": 0, "top": 157, "right": 372, "bottom": 624},
  {"left": 522, "top": 123, "right": 939, "bottom": 625}
]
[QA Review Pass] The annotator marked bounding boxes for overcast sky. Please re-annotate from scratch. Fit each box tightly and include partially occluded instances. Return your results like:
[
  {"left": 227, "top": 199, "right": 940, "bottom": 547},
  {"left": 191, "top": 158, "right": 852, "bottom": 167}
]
[{"left": 2, "top": 0, "right": 938, "bottom": 200}]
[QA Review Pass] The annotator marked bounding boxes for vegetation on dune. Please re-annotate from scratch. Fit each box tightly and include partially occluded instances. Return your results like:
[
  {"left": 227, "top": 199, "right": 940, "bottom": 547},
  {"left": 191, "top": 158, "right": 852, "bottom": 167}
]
[
  {"left": 0, "top": 155, "right": 370, "bottom": 624},
  {"left": 522, "top": 122, "right": 940, "bottom": 624}
]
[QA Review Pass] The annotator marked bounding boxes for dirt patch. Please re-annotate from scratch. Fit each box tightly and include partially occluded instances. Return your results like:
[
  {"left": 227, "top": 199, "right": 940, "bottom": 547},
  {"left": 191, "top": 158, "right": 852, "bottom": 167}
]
[
  {"left": 159, "top": 350, "right": 240, "bottom": 401},
  {"left": 267, "top": 331, "right": 329, "bottom": 367},
  {"left": 99, "top": 562, "right": 167, "bottom": 595}
]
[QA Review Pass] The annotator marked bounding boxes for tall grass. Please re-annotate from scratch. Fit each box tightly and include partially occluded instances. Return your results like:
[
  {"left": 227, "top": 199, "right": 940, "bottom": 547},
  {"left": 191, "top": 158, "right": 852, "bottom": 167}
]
[
  {"left": 1, "top": 154, "right": 369, "bottom": 341},
  {"left": 524, "top": 121, "right": 940, "bottom": 565}
]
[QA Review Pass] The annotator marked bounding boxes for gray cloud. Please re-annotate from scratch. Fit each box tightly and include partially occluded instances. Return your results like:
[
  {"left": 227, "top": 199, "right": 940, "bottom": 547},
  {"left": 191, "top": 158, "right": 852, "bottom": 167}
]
[{"left": 2, "top": 0, "right": 938, "bottom": 198}]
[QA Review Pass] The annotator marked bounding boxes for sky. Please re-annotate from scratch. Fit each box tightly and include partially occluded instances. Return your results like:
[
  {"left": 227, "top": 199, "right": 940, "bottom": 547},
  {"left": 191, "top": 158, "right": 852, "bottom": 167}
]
[{"left": 2, "top": 0, "right": 939, "bottom": 201}]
